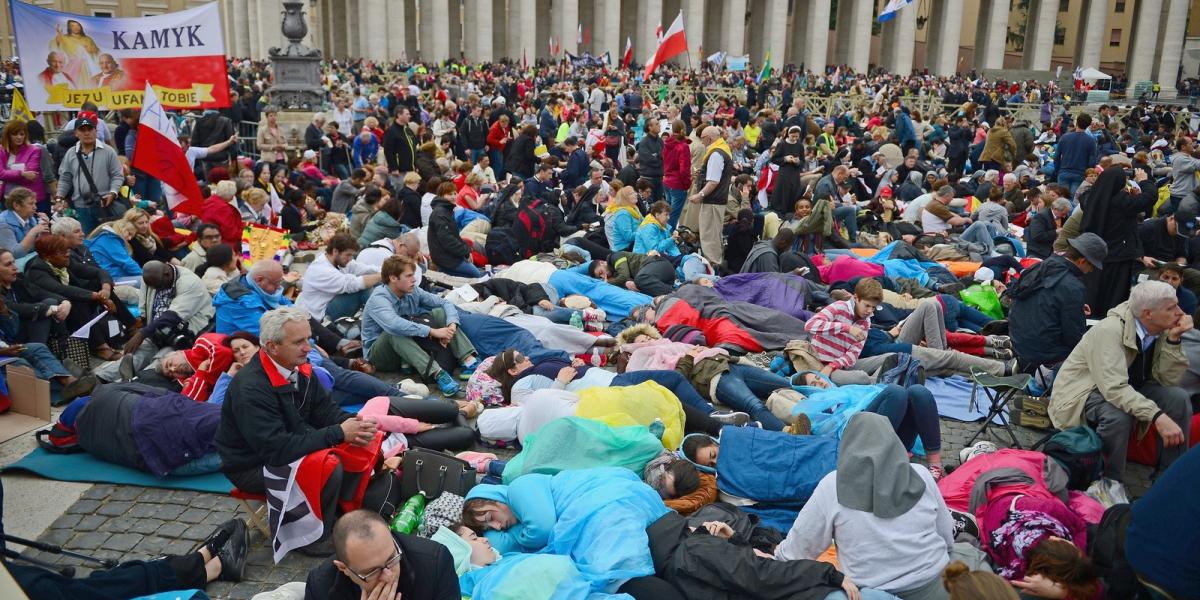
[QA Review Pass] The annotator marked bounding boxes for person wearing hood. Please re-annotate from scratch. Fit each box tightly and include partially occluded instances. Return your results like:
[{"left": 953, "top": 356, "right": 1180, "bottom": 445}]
[
  {"left": 898, "top": 170, "right": 925, "bottom": 205},
  {"left": 1009, "top": 233, "right": 1106, "bottom": 371},
  {"left": 775, "top": 412, "right": 954, "bottom": 600},
  {"left": 741, "top": 228, "right": 799, "bottom": 274},
  {"left": 357, "top": 194, "right": 407, "bottom": 248},
  {"left": 427, "top": 181, "right": 480, "bottom": 278},
  {"left": 1008, "top": 119, "right": 1035, "bottom": 160},
  {"left": 946, "top": 115, "right": 973, "bottom": 176},
  {"left": 84, "top": 217, "right": 141, "bottom": 278},
  {"left": 1079, "top": 167, "right": 1158, "bottom": 316}
]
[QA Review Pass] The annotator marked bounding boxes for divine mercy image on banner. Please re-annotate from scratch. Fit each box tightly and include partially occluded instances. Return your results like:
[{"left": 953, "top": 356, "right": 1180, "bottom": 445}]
[{"left": 9, "top": 0, "right": 230, "bottom": 111}]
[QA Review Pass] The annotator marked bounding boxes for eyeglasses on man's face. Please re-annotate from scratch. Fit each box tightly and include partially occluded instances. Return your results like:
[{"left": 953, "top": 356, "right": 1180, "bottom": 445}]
[{"left": 348, "top": 538, "right": 402, "bottom": 582}]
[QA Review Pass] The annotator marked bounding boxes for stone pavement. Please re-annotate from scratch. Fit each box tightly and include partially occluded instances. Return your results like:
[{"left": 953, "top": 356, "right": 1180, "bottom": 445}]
[{"left": 6, "top": 388, "right": 1154, "bottom": 599}]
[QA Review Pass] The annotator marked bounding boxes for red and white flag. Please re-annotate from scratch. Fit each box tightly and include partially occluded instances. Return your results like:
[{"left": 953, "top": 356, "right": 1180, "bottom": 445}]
[
  {"left": 577, "top": 23, "right": 583, "bottom": 45},
  {"left": 622, "top": 36, "right": 634, "bottom": 69},
  {"left": 132, "top": 82, "right": 203, "bottom": 216},
  {"left": 656, "top": 23, "right": 664, "bottom": 43},
  {"left": 643, "top": 12, "right": 686, "bottom": 79},
  {"left": 584, "top": 27, "right": 591, "bottom": 46}
]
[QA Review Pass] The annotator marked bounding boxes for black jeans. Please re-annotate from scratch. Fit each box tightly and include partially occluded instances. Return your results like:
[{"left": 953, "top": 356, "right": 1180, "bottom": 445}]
[
  {"left": 389, "top": 397, "right": 477, "bottom": 451},
  {"left": 11, "top": 552, "right": 207, "bottom": 598}
]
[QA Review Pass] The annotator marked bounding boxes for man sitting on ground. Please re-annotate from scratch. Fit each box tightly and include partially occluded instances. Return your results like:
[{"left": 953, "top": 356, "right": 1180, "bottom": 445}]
[
  {"left": 181, "top": 223, "right": 225, "bottom": 271},
  {"left": 1050, "top": 280, "right": 1194, "bottom": 483},
  {"left": 298, "top": 233, "right": 382, "bottom": 322}
]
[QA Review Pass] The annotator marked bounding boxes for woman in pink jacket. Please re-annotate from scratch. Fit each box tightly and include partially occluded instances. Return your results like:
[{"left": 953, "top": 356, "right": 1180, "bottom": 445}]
[
  {"left": 0, "top": 120, "right": 48, "bottom": 211},
  {"left": 662, "top": 119, "right": 692, "bottom": 230}
]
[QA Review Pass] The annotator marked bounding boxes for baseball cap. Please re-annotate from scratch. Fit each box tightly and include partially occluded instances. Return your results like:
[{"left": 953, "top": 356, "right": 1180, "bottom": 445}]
[
  {"left": 1067, "top": 232, "right": 1108, "bottom": 270},
  {"left": 75, "top": 111, "right": 98, "bottom": 129},
  {"left": 880, "top": 186, "right": 894, "bottom": 198}
]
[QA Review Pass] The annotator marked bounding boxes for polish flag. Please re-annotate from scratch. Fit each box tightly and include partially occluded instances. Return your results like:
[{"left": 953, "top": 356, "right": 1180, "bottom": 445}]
[
  {"left": 656, "top": 23, "right": 664, "bottom": 43},
  {"left": 622, "top": 37, "right": 633, "bottom": 69},
  {"left": 643, "top": 12, "right": 686, "bottom": 79},
  {"left": 132, "top": 83, "right": 203, "bottom": 216}
]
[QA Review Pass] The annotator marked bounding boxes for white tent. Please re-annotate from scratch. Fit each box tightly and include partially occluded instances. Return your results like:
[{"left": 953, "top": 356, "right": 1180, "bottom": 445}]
[{"left": 1078, "top": 67, "right": 1112, "bottom": 81}]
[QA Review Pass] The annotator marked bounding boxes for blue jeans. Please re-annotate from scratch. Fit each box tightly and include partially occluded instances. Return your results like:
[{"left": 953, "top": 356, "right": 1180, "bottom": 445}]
[
  {"left": 131, "top": 174, "right": 162, "bottom": 203},
  {"left": 714, "top": 364, "right": 789, "bottom": 430},
  {"left": 613, "top": 370, "right": 714, "bottom": 414},
  {"left": 441, "top": 260, "right": 482, "bottom": 278},
  {"left": 532, "top": 305, "right": 578, "bottom": 324},
  {"left": 959, "top": 221, "right": 998, "bottom": 255},
  {"left": 665, "top": 186, "right": 687, "bottom": 230},
  {"left": 469, "top": 149, "right": 486, "bottom": 164},
  {"left": 489, "top": 149, "right": 506, "bottom": 181},
  {"left": 14, "top": 343, "right": 71, "bottom": 379},
  {"left": 75, "top": 206, "right": 99, "bottom": 235},
  {"left": 321, "top": 361, "right": 398, "bottom": 406},
  {"left": 833, "top": 204, "right": 858, "bottom": 241},
  {"left": 169, "top": 452, "right": 222, "bottom": 476},
  {"left": 823, "top": 590, "right": 900, "bottom": 600},
  {"left": 867, "top": 384, "right": 941, "bottom": 452},
  {"left": 645, "top": 177, "right": 664, "bottom": 203},
  {"left": 325, "top": 289, "right": 373, "bottom": 321},
  {"left": 1057, "top": 170, "right": 1084, "bottom": 197}
]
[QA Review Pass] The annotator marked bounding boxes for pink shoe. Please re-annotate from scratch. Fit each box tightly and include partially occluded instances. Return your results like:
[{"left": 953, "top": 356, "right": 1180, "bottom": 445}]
[{"left": 456, "top": 451, "right": 498, "bottom": 473}]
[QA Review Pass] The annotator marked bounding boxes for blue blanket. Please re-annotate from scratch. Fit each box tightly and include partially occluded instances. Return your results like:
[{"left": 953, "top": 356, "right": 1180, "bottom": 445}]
[
  {"left": 548, "top": 270, "right": 652, "bottom": 319},
  {"left": 713, "top": 272, "right": 814, "bottom": 321},
  {"left": 924, "top": 376, "right": 1004, "bottom": 424},
  {"left": 715, "top": 425, "right": 838, "bottom": 507}
]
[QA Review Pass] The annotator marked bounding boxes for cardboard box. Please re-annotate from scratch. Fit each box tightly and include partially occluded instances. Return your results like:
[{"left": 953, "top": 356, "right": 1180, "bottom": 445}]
[{"left": 0, "top": 364, "right": 51, "bottom": 444}]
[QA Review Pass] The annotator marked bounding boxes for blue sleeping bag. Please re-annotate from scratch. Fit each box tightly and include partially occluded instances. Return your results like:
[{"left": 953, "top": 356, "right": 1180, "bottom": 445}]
[
  {"left": 459, "top": 312, "right": 569, "bottom": 364},
  {"left": 548, "top": 270, "right": 652, "bottom": 319},
  {"left": 714, "top": 425, "right": 838, "bottom": 508}
]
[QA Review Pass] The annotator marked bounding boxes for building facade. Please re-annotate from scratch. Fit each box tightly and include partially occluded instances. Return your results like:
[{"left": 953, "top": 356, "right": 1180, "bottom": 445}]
[{"left": 0, "top": 0, "right": 1197, "bottom": 96}]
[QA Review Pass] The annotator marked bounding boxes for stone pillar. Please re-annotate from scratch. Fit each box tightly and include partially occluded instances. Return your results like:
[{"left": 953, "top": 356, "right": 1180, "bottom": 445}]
[
  {"left": 1125, "top": 0, "right": 1164, "bottom": 95},
  {"left": 926, "top": 0, "right": 963, "bottom": 76},
  {"left": 835, "top": 0, "right": 872, "bottom": 73},
  {"left": 330, "top": 0, "right": 348, "bottom": 59},
  {"left": 343, "top": 0, "right": 359, "bottom": 58},
  {"left": 231, "top": 0, "right": 251, "bottom": 58},
  {"left": 1073, "top": 0, "right": 1107, "bottom": 70},
  {"left": 880, "top": 0, "right": 918, "bottom": 75},
  {"left": 764, "top": 0, "right": 788, "bottom": 70},
  {"left": 1021, "top": 0, "right": 1058, "bottom": 70},
  {"left": 557, "top": 0, "right": 579, "bottom": 57},
  {"left": 598, "top": 0, "right": 622, "bottom": 60},
  {"left": 420, "top": 0, "right": 450, "bottom": 62},
  {"left": 359, "top": 0, "right": 386, "bottom": 61},
  {"left": 255, "top": 0, "right": 283, "bottom": 60},
  {"left": 1155, "top": 0, "right": 1190, "bottom": 97},
  {"left": 684, "top": 0, "right": 705, "bottom": 58},
  {"left": 492, "top": 0, "right": 507, "bottom": 60},
  {"left": 508, "top": 0, "right": 537, "bottom": 63},
  {"left": 406, "top": 1, "right": 418, "bottom": 61},
  {"left": 638, "top": 0, "right": 664, "bottom": 63},
  {"left": 801, "top": 0, "right": 832, "bottom": 73},
  {"left": 535, "top": 0, "right": 551, "bottom": 60},
  {"left": 386, "top": 0, "right": 408, "bottom": 62},
  {"left": 747, "top": 0, "right": 767, "bottom": 61},
  {"left": 974, "top": 0, "right": 1010, "bottom": 71},
  {"left": 448, "top": 0, "right": 462, "bottom": 60},
  {"left": 465, "top": 0, "right": 493, "bottom": 62},
  {"left": 723, "top": 0, "right": 747, "bottom": 56}
]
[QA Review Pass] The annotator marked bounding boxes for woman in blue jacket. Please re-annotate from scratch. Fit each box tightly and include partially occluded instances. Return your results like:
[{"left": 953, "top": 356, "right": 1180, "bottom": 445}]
[
  {"left": 633, "top": 201, "right": 680, "bottom": 257},
  {"left": 603, "top": 187, "right": 642, "bottom": 253},
  {"left": 462, "top": 467, "right": 670, "bottom": 596},
  {"left": 84, "top": 219, "right": 142, "bottom": 279}
]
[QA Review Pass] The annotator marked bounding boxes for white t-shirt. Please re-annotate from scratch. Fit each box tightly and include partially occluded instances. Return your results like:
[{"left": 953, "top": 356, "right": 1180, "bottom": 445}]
[
  {"left": 902, "top": 193, "right": 933, "bottom": 222},
  {"left": 705, "top": 151, "right": 726, "bottom": 182}
]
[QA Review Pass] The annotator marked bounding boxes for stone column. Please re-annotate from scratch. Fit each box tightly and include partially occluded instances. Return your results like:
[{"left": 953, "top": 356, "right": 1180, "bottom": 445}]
[
  {"left": 723, "top": 0, "right": 747, "bottom": 56},
  {"left": 420, "top": 0, "right": 450, "bottom": 62},
  {"left": 330, "top": 0, "right": 348, "bottom": 59},
  {"left": 464, "top": 0, "right": 493, "bottom": 62},
  {"left": 764, "top": 0, "right": 788, "bottom": 69},
  {"left": 359, "top": 0, "right": 386, "bottom": 61},
  {"left": 448, "top": 0, "right": 463, "bottom": 60},
  {"left": 406, "top": 1, "right": 418, "bottom": 61},
  {"left": 974, "top": 0, "right": 1010, "bottom": 71},
  {"left": 638, "top": 0, "right": 664, "bottom": 62},
  {"left": 1021, "top": 0, "right": 1058, "bottom": 70},
  {"left": 835, "top": 0, "right": 872, "bottom": 73},
  {"left": 492, "top": 0, "right": 507, "bottom": 60},
  {"left": 880, "top": 0, "right": 918, "bottom": 75},
  {"left": 801, "top": 0, "right": 832, "bottom": 73},
  {"left": 1073, "top": 0, "right": 1107, "bottom": 70},
  {"left": 1155, "top": 0, "right": 1190, "bottom": 97},
  {"left": 386, "top": 0, "right": 408, "bottom": 62},
  {"left": 926, "top": 0, "right": 963, "bottom": 76},
  {"left": 598, "top": 0, "right": 622, "bottom": 60},
  {"left": 1125, "top": 0, "right": 1164, "bottom": 95},
  {"left": 343, "top": 0, "right": 359, "bottom": 58},
  {"left": 557, "top": 0, "right": 579, "bottom": 57},
  {"left": 231, "top": 0, "right": 251, "bottom": 58},
  {"left": 255, "top": 0, "right": 282, "bottom": 60},
  {"left": 684, "top": 0, "right": 705, "bottom": 58}
]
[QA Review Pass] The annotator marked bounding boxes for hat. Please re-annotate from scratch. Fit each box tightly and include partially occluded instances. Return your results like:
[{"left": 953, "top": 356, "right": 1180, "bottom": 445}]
[
  {"left": 974, "top": 266, "right": 995, "bottom": 283},
  {"left": 880, "top": 186, "right": 894, "bottom": 198},
  {"left": 75, "top": 111, "right": 98, "bottom": 129},
  {"left": 1174, "top": 203, "right": 1198, "bottom": 234},
  {"left": 302, "top": 149, "right": 317, "bottom": 160},
  {"left": 1067, "top": 232, "right": 1108, "bottom": 270}
]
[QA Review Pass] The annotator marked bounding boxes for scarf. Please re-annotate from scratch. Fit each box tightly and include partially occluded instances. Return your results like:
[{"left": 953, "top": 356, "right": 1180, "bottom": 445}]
[
  {"left": 135, "top": 233, "right": 157, "bottom": 253},
  {"left": 49, "top": 263, "right": 70, "bottom": 285},
  {"left": 700, "top": 136, "right": 732, "bottom": 166},
  {"left": 603, "top": 202, "right": 642, "bottom": 223},
  {"left": 835, "top": 412, "right": 927, "bottom": 519},
  {"left": 638, "top": 213, "right": 665, "bottom": 231},
  {"left": 150, "top": 265, "right": 178, "bottom": 322},
  {"left": 245, "top": 273, "right": 284, "bottom": 309}
]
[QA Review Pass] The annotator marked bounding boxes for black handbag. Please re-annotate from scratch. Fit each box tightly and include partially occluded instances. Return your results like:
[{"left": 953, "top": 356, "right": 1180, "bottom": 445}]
[{"left": 399, "top": 448, "right": 476, "bottom": 502}]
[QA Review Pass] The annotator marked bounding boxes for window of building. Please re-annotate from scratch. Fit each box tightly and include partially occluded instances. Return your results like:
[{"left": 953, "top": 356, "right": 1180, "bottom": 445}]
[
  {"left": 1059, "top": 0, "right": 1069, "bottom": 10},
  {"left": 92, "top": 10, "right": 113, "bottom": 17},
  {"left": 1055, "top": 29, "right": 1066, "bottom": 45},
  {"left": 1109, "top": 28, "right": 1122, "bottom": 46},
  {"left": 1115, "top": 1, "right": 1126, "bottom": 11}
]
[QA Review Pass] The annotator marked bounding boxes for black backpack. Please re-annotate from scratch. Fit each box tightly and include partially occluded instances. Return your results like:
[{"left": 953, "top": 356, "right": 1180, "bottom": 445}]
[
  {"left": 485, "top": 227, "right": 520, "bottom": 266},
  {"left": 1041, "top": 426, "right": 1105, "bottom": 490},
  {"left": 1088, "top": 504, "right": 1142, "bottom": 599}
]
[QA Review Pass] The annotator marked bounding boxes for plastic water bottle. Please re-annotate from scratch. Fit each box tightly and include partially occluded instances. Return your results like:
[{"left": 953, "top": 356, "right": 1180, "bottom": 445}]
[
  {"left": 569, "top": 311, "right": 584, "bottom": 330},
  {"left": 390, "top": 492, "right": 426, "bottom": 534},
  {"left": 648, "top": 418, "right": 665, "bottom": 440}
]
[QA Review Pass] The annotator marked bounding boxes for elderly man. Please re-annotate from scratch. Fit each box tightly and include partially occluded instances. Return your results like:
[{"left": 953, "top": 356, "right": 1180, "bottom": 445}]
[
  {"left": 1026, "top": 198, "right": 1071, "bottom": 259},
  {"left": 304, "top": 510, "right": 459, "bottom": 600},
  {"left": 55, "top": 111, "right": 122, "bottom": 233},
  {"left": 298, "top": 233, "right": 381, "bottom": 323},
  {"left": 812, "top": 165, "right": 861, "bottom": 243},
  {"left": 357, "top": 231, "right": 423, "bottom": 275},
  {"left": 1050, "top": 280, "right": 1194, "bottom": 482},
  {"left": 687, "top": 126, "right": 733, "bottom": 266},
  {"left": 216, "top": 308, "right": 392, "bottom": 556},
  {"left": 92, "top": 260, "right": 214, "bottom": 384},
  {"left": 37, "top": 51, "right": 74, "bottom": 90}
]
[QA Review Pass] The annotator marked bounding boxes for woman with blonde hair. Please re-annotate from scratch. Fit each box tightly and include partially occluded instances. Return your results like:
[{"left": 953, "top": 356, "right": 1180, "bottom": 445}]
[
  {"left": 238, "top": 187, "right": 270, "bottom": 225},
  {"left": 121, "top": 207, "right": 173, "bottom": 265},
  {"left": 84, "top": 217, "right": 141, "bottom": 278},
  {"left": 603, "top": 186, "right": 642, "bottom": 253},
  {"left": 456, "top": 172, "right": 486, "bottom": 211}
]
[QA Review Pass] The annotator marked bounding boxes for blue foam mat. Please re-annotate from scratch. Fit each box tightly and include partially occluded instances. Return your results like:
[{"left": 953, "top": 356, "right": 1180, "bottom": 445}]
[{"left": 2, "top": 447, "right": 232, "bottom": 494}]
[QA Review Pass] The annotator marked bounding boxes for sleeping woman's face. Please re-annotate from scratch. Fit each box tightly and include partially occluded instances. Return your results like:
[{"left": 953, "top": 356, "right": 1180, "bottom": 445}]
[
  {"left": 472, "top": 502, "right": 517, "bottom": 531},
  {"left": 694, "top": 444, "right": 719, "bottom": 467}
]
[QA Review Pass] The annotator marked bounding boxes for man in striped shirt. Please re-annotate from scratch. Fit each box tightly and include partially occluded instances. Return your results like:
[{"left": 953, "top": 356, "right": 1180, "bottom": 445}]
[{"left": 805, "top": 278, "right": 882, "bottom": 377}]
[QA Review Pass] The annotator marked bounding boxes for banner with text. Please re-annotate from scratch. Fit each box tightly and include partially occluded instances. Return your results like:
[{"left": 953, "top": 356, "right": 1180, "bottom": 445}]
[{"left": 10, "top": 1, "right": 229, "bottom": 111}]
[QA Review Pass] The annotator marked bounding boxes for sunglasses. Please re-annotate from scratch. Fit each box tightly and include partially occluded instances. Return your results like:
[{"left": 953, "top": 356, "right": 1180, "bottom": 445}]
[{"left": 347, "top": 538, "right": 402, "bottom": 582}]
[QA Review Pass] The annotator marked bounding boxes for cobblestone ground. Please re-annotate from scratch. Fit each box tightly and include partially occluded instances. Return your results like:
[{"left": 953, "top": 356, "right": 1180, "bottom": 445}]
[{"left": 16, "top": 398, "right": 1153, "bottom": 599}]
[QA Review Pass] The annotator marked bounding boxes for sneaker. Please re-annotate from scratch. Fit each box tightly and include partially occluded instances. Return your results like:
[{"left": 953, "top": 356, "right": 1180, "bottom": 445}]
[
  {"left": 394, "top": 379, "right": 430, "bottom": 397},
  {"left": 746, "top": 421, "right": 763, "bottom": 429},
  {"left": 984, "top": 347, "right": 1014, "bottom": 360},
  {"left": 582, "top": 308, "right": 607, "bottom": 322},
  {"left": 61, "top": 375, "right": 98, "bottom": 403},
  {"left": 710, "top": 410, "right": 751, "bottom": 426},
  {"left": 436, "top": 371, "right": 461, "bottom": 397},
  {"left": 987, "top": 335, "right": 1013, "bottom": 350},
  {"left": 216, "top": 519, "right": 248, "bottom": 582},
  {"left": 458, "top": 365, "right": 477, "bottom": 381},
  {"left": 959, "top": 440, "right": 999, "bottom": 464},
  {"left": 1002, "top": 359, "right": 1018, "bottom": 376}
]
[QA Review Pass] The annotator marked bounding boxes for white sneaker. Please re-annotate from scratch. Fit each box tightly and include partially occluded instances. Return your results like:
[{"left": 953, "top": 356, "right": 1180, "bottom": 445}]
[
  {"left": 395, "top": 378, "right": 430, "bottom": 397},
  {"left": 959, "top": 440, "right": 999, "bottom": 464}
]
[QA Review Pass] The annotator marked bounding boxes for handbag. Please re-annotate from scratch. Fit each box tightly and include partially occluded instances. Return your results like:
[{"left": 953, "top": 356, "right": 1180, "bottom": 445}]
[{"left": 399, "top": 448, "right": 476, "bottom": 502}]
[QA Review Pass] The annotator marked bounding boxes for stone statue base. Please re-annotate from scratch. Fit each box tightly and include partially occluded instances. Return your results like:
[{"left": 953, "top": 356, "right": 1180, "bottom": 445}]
[{"left": 269, "top": 53, "right": 323, "bottom": 111}]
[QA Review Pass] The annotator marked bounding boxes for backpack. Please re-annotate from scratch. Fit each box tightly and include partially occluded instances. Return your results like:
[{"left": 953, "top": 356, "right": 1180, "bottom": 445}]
[
  {"left": 36, "top": 424, "right": 82, "bottom": 454},
  {"left": 512, "top": 201, "right": 547, "bottom": 259},
  {"left": 1087, "top": 504, "right": 1142, "bottom": 599},
  {"left": 485, "top": 227, "right": 520, "bottom": 266},
  {"left": 664, "top": 324, "right": 707, "bottom": 346},
  {"left": 877, "top": 353, "right": 925, "bottom": 386},
  {"left": 1042, "top": 426, "right": 1104, "bottom": 490}
]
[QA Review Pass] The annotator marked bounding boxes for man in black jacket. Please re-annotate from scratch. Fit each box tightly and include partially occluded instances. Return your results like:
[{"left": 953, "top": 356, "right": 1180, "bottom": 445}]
[
  {"left": 457, "top": 104, "right": 488, "bottom": 164},
  {"left": 304, "top": 510, "right": 459, "bottom": 600},
  {"left": 637, "top": 118, "right": 665, "bottom": 203},
  {"left": 383, "top": 108, "right": 417, "bottom": 189},
  {"left": 1026, "top": 197, "right": 1071, "bottom": 259},
  {"left": 215, "top": 307, "right": 381, "bottom": 549}
]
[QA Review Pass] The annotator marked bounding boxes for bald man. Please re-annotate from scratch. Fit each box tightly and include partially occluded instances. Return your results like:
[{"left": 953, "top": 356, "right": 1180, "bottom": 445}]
[
  {"left": 686, "top": 126, "right": 733, "bottom": 265},
  {"left": 213, "top": 260, "right": 290, "bottom": 336}
]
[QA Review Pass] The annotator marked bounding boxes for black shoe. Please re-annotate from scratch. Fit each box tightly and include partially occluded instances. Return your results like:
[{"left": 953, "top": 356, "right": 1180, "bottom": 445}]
[
  {"left": 298, "top": 537, "right": 335, "bottom": 557},
  {"left": 61, "top": 375, "right": 98, "bottom": 403},
  {"left": 216, "top": 519, "right": 248, "bottom": 582}
]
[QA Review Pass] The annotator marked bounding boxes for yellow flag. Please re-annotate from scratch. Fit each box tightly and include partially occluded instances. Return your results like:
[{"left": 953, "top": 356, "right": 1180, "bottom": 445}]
[{"left": 10, "top": 89, "right": 34, "bottom": 123}]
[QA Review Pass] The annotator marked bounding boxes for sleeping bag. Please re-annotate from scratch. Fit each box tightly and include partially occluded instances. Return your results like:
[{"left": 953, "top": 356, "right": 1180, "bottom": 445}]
[
  {"left": 577, "top": 381, "right": 686, "bottom": 450},
  {"left": 501, "top": 417, "right": 663, "bottom": 484},
  {"left": 713, "top": 272, "right": 815, "bottom": 321}
]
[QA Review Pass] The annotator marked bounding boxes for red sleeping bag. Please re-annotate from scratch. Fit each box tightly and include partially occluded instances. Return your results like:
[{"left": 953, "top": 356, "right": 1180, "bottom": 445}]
[{"left": 656, "top": 298, "right": 764, "bottom": 354}]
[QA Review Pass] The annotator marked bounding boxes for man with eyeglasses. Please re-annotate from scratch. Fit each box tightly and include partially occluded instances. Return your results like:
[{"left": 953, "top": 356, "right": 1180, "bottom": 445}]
[
  {"left": 305, "top": 510, "right": 459, "bottom": 600},
  {"left": 181, "top": 223, "right": 226, "bottom": 272}
]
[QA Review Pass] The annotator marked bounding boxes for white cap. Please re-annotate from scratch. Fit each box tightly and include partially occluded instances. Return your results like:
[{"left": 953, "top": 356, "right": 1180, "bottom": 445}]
[
  {"left": 974, "top": 266, "right": 995, "bottom": 283},
  {"left": 302, "top": 149, "right": 317, "bottom": 160}
]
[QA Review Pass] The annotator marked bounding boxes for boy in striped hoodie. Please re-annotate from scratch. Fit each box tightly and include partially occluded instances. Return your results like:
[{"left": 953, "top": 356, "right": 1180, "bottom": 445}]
[{"left": 804, "top": 278, "right": 883, "bottom": 377}]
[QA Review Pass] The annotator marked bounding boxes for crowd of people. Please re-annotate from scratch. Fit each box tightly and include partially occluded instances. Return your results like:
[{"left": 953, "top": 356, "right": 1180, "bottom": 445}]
[{"left": 2, "top": 54, "right": 1199, "bottom": 600}]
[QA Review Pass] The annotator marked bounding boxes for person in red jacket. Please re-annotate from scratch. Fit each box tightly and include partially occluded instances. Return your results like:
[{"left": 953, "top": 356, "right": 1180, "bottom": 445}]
[
  {"left": 663, "top": 119, "right": 693, "bottom": 229},
  {"left": 157, "top": 332, "right": 234, "bottom": 402},
  {"left": 486, "top": 114, "right": 511, "bottom": 181},
  {"left": 200, "top": 180, "right": 244, "bottom": 246}
]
